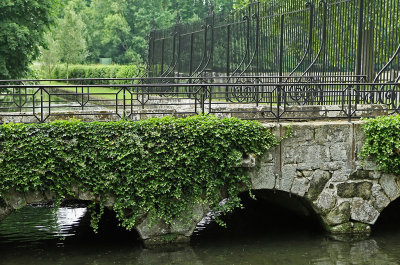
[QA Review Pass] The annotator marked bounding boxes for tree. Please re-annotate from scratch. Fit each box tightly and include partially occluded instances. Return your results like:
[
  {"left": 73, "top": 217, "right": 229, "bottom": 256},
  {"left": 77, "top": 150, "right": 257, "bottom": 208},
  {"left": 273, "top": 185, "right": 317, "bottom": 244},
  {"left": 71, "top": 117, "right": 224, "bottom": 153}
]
[
  {"left": 39, "top": 33, "right": 60, "bottom": 79},
  {"left": 0, "top": 0, "right": 59, "bottom": 79},
  {"left": 55, "top": 5, "right": 88, "bottom": 79}
]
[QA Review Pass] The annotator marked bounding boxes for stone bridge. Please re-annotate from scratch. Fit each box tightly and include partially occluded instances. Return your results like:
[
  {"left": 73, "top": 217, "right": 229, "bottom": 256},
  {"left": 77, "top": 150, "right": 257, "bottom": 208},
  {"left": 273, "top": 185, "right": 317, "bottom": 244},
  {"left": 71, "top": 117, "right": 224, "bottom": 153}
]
[{"left": 0, "top": 120, "right": 399, "bottom": 246}]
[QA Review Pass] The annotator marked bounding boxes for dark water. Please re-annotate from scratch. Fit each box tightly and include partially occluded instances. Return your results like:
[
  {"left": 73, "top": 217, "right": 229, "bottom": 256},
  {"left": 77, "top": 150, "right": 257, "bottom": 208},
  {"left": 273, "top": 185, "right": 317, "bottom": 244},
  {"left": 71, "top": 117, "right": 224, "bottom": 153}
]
[{"left": 0, "top": 203, "right": 400, "bottom": 265}]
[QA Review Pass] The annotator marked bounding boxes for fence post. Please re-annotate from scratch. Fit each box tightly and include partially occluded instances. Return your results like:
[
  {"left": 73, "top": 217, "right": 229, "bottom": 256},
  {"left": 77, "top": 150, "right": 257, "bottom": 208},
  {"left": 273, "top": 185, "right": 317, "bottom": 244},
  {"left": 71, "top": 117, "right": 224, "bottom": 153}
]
[
  {"left": 189, "top": 33, "right": 194, "bottom": 98},
  {"left": 175, "top": 12, "right": 182, "bottom": 95},
  {"left": 40, "top": 87, "right": 44, "bottom": 123},
  {"left": 255, "top": 1, "right": 260, "bottom": 106},
  {"left": 278, "top": 14, "right": 285, "bottom": 122},
  {"left": 355, "top": 0, "right": 364, "bottom": 104},
  {"left": 226, "top": 24, "right": 230, "bottom": 101}
]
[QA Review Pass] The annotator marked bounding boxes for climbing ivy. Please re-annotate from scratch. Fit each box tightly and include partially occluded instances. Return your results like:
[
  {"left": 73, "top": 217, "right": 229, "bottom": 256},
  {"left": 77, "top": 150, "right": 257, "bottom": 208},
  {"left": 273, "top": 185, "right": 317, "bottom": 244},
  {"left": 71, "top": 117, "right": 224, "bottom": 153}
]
[
  {"left": 361, "top": 115, "right": 400, "bottom": 175},
  {"left": 0, "top": 115, "right": 278, "bottom": 230}
]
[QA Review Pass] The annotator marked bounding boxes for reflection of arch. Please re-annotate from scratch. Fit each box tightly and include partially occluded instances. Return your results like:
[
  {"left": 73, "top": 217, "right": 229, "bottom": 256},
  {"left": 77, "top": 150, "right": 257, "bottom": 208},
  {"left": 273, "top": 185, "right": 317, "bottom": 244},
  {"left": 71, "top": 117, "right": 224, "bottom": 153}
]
[{"left": 0, "top": 189, "right": 142, "bottom": 243}]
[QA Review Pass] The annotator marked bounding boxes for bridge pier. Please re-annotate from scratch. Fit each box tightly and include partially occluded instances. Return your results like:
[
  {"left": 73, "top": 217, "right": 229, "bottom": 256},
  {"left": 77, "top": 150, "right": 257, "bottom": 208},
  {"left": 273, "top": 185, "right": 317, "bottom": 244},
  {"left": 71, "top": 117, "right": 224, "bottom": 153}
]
[{"left": 135, "top": 204, "right": 209, "bottom": 248}]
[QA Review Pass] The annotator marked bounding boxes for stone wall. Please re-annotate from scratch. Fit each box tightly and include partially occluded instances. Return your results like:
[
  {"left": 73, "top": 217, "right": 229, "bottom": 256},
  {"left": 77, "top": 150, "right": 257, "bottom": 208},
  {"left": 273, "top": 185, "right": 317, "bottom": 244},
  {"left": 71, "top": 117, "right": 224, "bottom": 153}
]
[
  {"left": 249, "top": 121, "right": 400, "bottom": 236},
  {"left": 0, "top": 103, "right": 388, "bottom": 124}
]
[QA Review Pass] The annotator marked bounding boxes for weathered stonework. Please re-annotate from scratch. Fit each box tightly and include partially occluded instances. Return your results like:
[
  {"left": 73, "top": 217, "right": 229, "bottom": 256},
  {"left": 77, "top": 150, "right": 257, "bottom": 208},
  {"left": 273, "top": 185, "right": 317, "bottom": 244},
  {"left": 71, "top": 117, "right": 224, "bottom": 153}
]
[
  {"left": 247, "top": 120, "right": 400, "bottom": 237},
  {"left": 1, "top": 120, "right": 400, "bottom": 247}
]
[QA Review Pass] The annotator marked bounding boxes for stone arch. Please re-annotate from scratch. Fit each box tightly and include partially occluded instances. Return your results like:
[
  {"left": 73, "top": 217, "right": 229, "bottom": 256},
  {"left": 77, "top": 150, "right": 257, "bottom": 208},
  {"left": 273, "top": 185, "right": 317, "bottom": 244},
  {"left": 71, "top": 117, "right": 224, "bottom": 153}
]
[
  {"left": 190, "top": 189, "right": 328, "bottom": 246},
  {"left": 248, "top": 164, "right": 391, "bottom": 237},
  {"left": 371, "top": 188, "right": 400, "bottom": 233}
]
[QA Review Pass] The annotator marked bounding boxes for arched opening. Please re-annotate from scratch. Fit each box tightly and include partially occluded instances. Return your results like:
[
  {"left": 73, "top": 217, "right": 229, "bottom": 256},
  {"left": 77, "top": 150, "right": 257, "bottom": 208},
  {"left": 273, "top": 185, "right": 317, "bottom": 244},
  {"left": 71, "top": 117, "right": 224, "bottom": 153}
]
[
  {"left": 372, "top": 197, "right": 400, "bottom": 236},
  {"left": 192, "top": 189, "right": 325, "bottom": 244},
  {"left": 0, "top": 200, "right": 141, "bottom": 248}
]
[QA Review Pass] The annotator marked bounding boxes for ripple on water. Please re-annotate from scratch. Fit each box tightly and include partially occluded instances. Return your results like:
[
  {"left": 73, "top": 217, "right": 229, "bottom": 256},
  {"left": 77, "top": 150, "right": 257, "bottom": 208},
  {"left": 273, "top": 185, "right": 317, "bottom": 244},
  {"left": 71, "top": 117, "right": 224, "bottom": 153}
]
[{"left": 0, "top": 205, "right": 400, "bottom": 264}]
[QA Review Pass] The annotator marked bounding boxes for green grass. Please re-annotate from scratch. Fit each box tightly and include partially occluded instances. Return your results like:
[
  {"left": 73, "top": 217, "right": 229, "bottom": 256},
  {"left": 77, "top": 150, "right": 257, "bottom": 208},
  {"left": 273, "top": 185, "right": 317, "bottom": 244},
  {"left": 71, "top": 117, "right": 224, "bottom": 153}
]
[{"left": 40, "top": 81, "right": 135, "bottom": 101}]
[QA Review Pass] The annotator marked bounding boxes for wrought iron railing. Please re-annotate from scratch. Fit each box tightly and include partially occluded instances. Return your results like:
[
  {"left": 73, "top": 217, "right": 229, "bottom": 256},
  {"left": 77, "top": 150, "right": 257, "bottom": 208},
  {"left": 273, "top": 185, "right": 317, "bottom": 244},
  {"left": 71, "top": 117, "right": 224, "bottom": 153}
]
[
  {"left": 148, "top": 0, "right": 400, "bottom": 85},
  {"left": 0, "top": 76, "right": 398, "bottom": 123},
  {"left": 1, "top": 0, "right": 399, "bottom": 123}
]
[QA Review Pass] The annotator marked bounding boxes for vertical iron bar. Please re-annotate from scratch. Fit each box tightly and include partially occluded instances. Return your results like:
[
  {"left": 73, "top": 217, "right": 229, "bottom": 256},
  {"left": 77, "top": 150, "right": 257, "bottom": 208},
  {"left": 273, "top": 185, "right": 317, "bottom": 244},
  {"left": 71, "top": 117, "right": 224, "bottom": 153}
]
[
  {"left": 202, "top": 86, "right": 205, "bottom": 114},
  {"left": 355, "top": 0, "right": 364, "bottom": 104},
  {"left": 123, "top": 87, "right": 126, "bottom": 118},
  {"left": 278, "top": 14, "right": 285, "bottom": 122},
  {"left": 189, "top": 33, "right": 194, "bottom": 98},
  {"left": 161, "top": 39, "right": 165, "bottom": 75},
  {"left": 226, "top": 25, "right": 230, "bottom": 101},
  {"left": 81, "top": 87, "right": 84, "bottom": 111},
  {"left": 40, "top": 88, "right": 44, "bottom": 122},
  {"left": 255, "top": 2, "right": 260, "bottom": 106}
]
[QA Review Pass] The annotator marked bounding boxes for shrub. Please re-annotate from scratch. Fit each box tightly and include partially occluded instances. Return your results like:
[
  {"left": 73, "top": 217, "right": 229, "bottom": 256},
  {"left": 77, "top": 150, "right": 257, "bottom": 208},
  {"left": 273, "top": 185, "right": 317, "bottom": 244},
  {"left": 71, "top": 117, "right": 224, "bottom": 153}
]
[{"left": 50, "top": 64, "right": 145, "bottom": 84}]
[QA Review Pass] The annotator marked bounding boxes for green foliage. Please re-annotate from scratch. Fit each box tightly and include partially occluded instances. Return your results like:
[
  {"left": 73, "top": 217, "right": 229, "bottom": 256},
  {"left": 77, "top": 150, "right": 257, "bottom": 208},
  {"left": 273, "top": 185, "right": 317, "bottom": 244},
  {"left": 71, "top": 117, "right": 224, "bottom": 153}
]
[
  {"left": 51, "top": 64, "right": 144, "bottom": 83},
  {"left": 55, "top": 4, "right": 88, "bottom": 79},
  {"left": 37, "top": 0, "right": 233, "bottom": 64},
  {"left": 39, "top": 33, "right": 60, "bottom": 79},
  {"left": 0, "top": 116, "right": 278, "bottom": 231},
  {"left": 0, "top": 0, "right": 59, "bottom": 79},
  {"left": 361, "top": 115, "right": 400, "bottom": 175}
]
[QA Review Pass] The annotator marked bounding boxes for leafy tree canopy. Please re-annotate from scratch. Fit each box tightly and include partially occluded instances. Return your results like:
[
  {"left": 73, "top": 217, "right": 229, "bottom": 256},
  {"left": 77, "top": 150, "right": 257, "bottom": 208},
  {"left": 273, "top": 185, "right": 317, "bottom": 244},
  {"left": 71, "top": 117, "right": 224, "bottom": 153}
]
[
  {"left": 0, "top": 0, "right": 59, "bottom": 79},
  {"left": 47, "top": 0, "right": 234, "bottom": 64}
]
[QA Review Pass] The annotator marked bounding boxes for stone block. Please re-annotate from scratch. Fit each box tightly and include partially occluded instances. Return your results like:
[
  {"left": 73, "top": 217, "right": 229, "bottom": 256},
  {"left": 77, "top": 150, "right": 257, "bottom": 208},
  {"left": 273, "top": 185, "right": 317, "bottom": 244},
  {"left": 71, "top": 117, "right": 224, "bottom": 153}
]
[
  {"left": 330, "top": 143, "right": 349, "bottom": 162},
  {"left": 336, "top": 182, "right": 372, "bottom": 200},
  {"left": 315, "top": 190, "right": 337, "bottom": 214},
  {"left": 349, "top": 170, "right": 373, "bottom": 180},
  {"left": 277, "top": 164, "right": 296, "bottom": 192},
  {"left": 331, "top": 168, "right": 350, "bottom": 182},
  {"left": 371, "top": 184, "right": 390, "bottom": 212},
  {"left": 290, "top": 125, "right": 314, "bottom": 141},
  {"left": 326, "top": 201, "right": 350, "bottom": 226},
  {"left": 136, "top": 215, "right": 170, "bottom": 240},
  {"left": 306, "top": 170, "right": 331, "bottom": 201},
  {"left": 291, "top": 177, "right": 310, "bottom": 197},
  {"left": 379, "top": 174, "right": 400, "bottom": 200},
  {"left": 25, "top": 191, "right": 45, "bottom": 204},
  {"left": 250, "top": 163, "right": 276, "bottom": 190},
  {"left": 315, "top": 123, "right": 349, "bottom": 145},
  {"left": 350, "top": 198, "right": 379, "bottom": 224}
]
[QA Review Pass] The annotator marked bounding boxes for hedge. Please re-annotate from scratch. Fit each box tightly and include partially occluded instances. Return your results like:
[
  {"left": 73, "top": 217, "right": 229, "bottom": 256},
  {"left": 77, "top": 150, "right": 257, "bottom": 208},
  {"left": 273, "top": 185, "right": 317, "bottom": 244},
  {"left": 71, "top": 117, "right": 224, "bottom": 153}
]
[
  {"left": 0, "top": 116, "right": 279, "bottom": 230},
  {"left": 51, "top": 64, "right": 145, "bottom": 84}
]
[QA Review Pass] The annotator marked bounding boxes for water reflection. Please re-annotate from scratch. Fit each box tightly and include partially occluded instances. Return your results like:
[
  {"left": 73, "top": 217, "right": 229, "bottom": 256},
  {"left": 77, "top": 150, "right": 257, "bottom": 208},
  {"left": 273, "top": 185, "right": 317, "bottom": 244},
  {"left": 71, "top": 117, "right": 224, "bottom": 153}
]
[
  {"left": 0, "top": 205, "right": 399, "bottom": 265},
  {"left": 0, "top": 205, "right": 86, "bottom": 244}
]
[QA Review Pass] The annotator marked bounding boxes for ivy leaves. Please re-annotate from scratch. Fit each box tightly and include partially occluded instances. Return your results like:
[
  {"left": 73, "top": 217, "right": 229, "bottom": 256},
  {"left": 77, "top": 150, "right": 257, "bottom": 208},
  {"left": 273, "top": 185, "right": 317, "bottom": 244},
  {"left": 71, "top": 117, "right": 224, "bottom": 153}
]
[
  {"left": 0, "top": 115, "right": 278, "bottom": 230},
  {"left": 361, "top": 116, "right": 400, "bottom": 175}
]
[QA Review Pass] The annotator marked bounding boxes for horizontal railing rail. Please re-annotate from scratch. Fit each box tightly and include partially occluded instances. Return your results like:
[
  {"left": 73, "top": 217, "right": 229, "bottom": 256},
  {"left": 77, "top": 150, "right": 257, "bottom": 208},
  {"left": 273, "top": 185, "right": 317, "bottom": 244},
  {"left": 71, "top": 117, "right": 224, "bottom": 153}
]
[{"left": 0, "top": 76, "right": 398, "bottom": 123}]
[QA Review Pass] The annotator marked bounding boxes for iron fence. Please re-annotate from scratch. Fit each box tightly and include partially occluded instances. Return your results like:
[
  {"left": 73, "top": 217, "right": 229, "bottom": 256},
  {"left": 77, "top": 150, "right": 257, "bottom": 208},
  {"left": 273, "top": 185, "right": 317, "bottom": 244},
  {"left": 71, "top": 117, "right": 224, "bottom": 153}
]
[
  {"left": 0, "top": 0, "right": 399, "bottom": 123},
  {"left": 0, "top": 76, "right": 398, "bottom": 123},
  {"left": 148, "top": 0, "right": 400, "bottom": 85}
]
